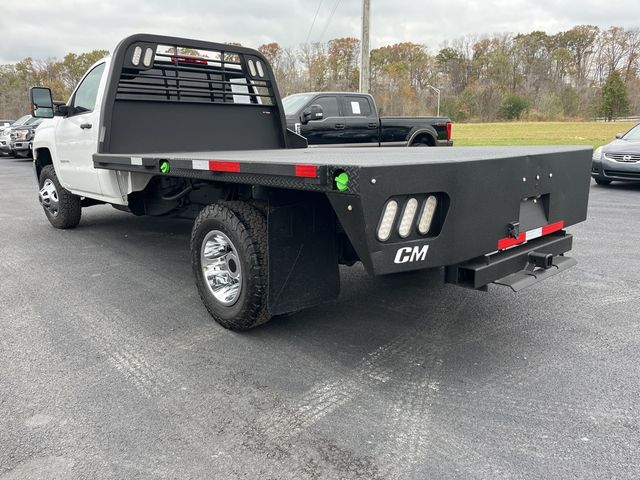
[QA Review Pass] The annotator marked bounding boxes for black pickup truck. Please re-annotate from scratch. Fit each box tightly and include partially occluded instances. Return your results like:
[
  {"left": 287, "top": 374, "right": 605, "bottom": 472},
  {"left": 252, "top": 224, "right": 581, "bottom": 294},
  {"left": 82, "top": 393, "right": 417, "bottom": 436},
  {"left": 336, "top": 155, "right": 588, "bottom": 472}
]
[
  {"left": 282, "top": 92, "right": 453, "bottom": 147},
  {"left": 29, "top": 33, "right": 591, "bottom": 331}
]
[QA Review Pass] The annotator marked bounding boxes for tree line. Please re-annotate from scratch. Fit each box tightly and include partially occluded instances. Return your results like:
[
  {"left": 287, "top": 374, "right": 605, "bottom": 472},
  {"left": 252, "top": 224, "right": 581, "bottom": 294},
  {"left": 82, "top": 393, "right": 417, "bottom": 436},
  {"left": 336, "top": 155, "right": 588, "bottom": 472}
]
[
  {"left": 0, "top": 25, "right": 637, "bottom": 122},
  {"left": 261, "top": 25, "right": 638, "bottom": 121},
  {"left": 0, "top": 50, "right": 108, "bottom": 119}
]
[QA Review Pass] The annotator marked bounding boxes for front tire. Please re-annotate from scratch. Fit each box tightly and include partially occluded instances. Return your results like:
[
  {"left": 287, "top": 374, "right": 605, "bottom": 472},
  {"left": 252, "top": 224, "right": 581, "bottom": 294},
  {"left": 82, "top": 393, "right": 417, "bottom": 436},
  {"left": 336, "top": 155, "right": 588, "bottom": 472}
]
[
  {"left": 595, "top": 179, "right": 612, "bottom": 186},
  {"left": 191, "top": 202, "right": 271, "bottom": 330},
  {"left": 38, "top": 165, "right": 82, "bottom": 229}
]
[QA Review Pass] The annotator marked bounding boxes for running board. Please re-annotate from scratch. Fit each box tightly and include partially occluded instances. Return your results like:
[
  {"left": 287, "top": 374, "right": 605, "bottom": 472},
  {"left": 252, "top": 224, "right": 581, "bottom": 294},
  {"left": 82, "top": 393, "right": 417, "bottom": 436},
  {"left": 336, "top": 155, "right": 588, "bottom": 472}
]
[{"left": 445, "top": 232, "right": 575, "bottom": 291}]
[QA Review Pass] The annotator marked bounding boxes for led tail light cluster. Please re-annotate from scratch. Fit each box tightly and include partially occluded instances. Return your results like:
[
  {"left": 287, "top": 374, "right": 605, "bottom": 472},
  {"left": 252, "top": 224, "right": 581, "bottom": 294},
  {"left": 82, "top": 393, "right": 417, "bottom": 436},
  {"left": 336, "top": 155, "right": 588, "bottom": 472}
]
[{"left": 377, "top": 195, "right": 439, "bottom": 242}]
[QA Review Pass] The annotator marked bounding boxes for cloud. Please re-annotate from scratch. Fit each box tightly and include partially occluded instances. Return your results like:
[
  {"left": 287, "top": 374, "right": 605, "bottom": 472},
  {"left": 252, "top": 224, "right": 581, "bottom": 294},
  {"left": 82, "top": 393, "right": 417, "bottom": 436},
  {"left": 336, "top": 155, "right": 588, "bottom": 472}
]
[{"left": 1, "top": 0, "right": 638, "bottom": 63}]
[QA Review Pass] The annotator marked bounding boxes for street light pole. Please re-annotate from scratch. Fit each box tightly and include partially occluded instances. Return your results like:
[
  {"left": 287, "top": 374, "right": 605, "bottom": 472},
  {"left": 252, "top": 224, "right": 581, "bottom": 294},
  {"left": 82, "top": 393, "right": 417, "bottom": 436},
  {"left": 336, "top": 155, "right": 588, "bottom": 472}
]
[{"left": 426, "top": 84, "right": 441, "bottom": 116}]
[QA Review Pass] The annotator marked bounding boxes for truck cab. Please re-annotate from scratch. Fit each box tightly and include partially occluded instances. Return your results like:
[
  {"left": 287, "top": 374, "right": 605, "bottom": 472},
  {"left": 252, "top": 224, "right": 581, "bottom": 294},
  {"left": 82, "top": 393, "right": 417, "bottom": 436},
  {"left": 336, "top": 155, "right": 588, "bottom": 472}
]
[
  {"left": 282, "top": 92, "right": 453, "bottom": 147},
  {"left": 283, "top": 92, "right": 380, "bottom": 146},
  {"left": 33, "top": 59, "right": 129, "bottom": 203}
]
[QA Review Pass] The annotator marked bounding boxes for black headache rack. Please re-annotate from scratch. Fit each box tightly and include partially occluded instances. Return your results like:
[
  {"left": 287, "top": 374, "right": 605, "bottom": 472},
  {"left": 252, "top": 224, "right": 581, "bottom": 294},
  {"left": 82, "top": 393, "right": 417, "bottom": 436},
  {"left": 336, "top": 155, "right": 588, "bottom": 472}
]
[{"left": 97, "top": 33, "right": 306, "bottom": 155}]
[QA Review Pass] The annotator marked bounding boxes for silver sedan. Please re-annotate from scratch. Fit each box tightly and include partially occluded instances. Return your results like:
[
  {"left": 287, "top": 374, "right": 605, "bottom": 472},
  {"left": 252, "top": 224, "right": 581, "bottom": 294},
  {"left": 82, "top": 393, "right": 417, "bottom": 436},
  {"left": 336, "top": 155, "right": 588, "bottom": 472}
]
[{"left": 592, "top": 123, "right": 640, "bottom": 185}]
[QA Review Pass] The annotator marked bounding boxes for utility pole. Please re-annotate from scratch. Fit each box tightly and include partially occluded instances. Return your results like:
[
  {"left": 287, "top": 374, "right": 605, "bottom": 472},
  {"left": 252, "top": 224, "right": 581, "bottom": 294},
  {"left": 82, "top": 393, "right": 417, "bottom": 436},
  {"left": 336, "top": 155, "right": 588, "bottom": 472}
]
[{"left": 359, "top": 0, "right": 370, "bottom": 93}]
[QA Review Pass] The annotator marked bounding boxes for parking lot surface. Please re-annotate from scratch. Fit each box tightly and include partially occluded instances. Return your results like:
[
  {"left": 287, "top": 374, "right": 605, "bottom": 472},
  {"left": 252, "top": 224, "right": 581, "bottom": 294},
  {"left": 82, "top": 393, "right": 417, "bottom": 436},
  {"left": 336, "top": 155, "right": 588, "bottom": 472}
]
[{"left": 1, "top": 157, "right": 639, "bottom": 479}]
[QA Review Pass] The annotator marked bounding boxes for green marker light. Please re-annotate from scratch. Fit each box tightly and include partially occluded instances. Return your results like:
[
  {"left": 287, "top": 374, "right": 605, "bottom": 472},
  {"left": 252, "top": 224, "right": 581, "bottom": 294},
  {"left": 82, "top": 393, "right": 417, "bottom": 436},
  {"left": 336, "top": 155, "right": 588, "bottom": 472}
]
[
  {"left": 160, "top": 160, "right": 170, "bottom": 174},
  {"left": 335, "top": 172, "right": 349, "bottom": 192}
]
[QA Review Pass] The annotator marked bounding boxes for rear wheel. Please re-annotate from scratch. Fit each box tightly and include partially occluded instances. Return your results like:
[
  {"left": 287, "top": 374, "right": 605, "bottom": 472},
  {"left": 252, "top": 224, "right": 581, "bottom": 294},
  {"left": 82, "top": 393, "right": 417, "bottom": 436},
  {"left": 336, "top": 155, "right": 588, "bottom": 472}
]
[
  {"left": 191, "top": 202, "right": 270, "bottom": 330},
  {"left": 38, "top": 165, "right": 82, "bottom": 229},
  {"left": 595, "top": 179, "right": 612, "bottom": 186}
]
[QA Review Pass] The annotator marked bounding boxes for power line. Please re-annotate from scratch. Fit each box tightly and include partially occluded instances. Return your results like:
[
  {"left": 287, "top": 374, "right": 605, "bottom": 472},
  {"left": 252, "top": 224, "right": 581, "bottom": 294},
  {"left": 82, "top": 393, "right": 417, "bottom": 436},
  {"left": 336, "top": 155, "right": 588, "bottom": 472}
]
[
  {"left": 305, "top": 0, "right": 324, "bottom": 45},
  {"left": 317, "top": 0, "right": 342, "bottom": 43}
]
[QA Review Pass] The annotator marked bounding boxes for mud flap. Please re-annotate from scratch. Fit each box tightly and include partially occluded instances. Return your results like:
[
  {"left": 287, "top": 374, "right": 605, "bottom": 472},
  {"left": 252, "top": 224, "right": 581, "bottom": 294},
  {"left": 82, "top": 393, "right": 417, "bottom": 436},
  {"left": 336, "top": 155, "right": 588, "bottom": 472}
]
[{"left": 267, "top": 193, "right": 340, "bottom": 316}]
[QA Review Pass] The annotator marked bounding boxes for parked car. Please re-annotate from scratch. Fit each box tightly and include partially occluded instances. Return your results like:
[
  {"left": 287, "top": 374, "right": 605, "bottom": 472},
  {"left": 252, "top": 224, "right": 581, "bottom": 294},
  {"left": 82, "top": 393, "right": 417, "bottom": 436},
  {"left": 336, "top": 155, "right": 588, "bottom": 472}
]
[
  {"left": 592, "top": 123, "right": 640, "bottom": 185},
  {"left": 10, "top": 117, "right": 44, "bottom": 158},
  {"left": 0, "top": 119, "right": 15, "bottom": 128},
  {"left": 283, "top": 92, "right": 453, "bottom": 147},
  {"left": 1, "top": 115, "right": 31, "bottom": 156}
]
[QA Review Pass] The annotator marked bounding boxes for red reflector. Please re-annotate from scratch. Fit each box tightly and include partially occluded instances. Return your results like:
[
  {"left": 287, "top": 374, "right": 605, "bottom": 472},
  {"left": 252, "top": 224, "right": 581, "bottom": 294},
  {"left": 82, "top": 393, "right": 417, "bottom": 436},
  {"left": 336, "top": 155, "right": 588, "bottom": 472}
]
[
  {"left": 497, "top": 233, "right": 525, "bottom": 250},
  {"left": 209, "top": 160, "right": 241, "bottom": 172},
  {"left": 497, "top": 220, "right": 565, "bottom": 250},
  {"left": 446, "top": 121, "right": 452, "bottom": 141},
  {"left": 542, "top": 220, "right": 564, "bottom": 235},
  {"left": 295, "top": 164, "right": 317, "bottom": 178}
]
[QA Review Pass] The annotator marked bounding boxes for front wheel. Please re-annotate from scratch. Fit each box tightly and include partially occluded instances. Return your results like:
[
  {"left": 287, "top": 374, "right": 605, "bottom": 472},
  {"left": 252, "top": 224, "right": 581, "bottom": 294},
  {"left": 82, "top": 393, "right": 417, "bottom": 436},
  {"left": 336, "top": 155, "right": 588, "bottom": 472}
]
[
  {"left": 191, "top": 202, "right": 271, "bottom": 330},
  {"left": 38, "top": 165, "right": 82, "bottom": 229}
]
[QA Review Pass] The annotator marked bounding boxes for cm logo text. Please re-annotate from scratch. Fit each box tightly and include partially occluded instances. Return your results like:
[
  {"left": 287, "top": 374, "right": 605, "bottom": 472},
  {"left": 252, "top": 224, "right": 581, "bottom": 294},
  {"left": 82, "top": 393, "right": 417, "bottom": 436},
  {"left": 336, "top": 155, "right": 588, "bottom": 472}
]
[{"left": 394, "top": 245, "right": 429, "bottom": 264}]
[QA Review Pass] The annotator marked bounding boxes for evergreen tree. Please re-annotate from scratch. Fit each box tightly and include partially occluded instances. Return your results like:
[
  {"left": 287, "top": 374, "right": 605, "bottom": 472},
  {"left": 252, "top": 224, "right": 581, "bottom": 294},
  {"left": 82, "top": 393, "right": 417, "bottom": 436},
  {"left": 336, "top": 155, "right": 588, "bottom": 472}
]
[{"left": 600, "top": 70, "right": 630, "bottom": 121}]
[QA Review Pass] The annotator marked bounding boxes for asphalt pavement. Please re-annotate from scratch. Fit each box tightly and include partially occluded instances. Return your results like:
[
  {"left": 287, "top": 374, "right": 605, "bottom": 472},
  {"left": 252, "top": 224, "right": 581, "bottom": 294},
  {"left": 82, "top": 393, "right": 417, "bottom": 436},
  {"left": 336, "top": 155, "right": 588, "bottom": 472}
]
[{"left": 1, "top": 156, "right": 639, "bottom": 479}]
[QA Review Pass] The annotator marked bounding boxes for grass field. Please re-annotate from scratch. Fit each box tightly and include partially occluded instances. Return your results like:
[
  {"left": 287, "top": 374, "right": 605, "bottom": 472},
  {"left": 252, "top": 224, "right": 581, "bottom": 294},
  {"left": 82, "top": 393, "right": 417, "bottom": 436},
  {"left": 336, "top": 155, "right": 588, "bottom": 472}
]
[{"left": 453, "top": 121, "right": 637, "bottom": 148}]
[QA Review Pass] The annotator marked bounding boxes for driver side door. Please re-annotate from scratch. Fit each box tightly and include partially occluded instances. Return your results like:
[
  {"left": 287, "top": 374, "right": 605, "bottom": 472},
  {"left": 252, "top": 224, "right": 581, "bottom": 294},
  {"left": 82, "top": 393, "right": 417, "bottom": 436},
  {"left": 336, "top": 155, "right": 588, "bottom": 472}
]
[
  {"left": 55, "top": 63, "right": 106, "bottom": 195},
  {"left": 300, "top": 95, "right": 345, "bottom": 145}
]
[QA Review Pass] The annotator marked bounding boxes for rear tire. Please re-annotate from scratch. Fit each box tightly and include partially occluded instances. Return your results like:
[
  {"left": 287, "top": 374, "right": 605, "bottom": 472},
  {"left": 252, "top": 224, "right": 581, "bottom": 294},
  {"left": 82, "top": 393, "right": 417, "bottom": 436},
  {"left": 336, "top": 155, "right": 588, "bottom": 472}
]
[
  {"left": 595, "top": 179, "right": 612, "bottom": 186},
  {"left": 191, "top": 202, "right": 271, "bottom": 330},
  {"left": 38, "top": 165, "right": 82, "bottom": 229}
]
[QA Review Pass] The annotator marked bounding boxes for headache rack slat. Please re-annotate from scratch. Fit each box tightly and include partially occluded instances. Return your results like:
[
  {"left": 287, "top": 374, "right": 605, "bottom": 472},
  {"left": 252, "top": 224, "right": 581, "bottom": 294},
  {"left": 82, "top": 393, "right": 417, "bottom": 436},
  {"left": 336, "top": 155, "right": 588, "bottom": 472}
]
[
  {"left": 119, "top": 72, "right": 261, "bottom": 87},
  {"left": 116, "top": 81, "right": 273, "bottom": 103}
]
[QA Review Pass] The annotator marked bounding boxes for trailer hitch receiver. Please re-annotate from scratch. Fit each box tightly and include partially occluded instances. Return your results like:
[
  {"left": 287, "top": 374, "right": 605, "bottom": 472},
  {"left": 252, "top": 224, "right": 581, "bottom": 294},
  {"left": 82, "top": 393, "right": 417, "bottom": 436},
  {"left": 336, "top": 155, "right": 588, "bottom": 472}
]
[{"left": 527, "top": 251, "right": 553, "bottom": 270}]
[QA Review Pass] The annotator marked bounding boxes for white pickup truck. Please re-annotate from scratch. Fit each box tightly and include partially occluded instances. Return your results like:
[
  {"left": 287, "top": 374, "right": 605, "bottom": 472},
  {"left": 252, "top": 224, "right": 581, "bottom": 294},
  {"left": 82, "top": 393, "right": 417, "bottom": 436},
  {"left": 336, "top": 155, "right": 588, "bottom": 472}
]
[{"left": 30, "top": 34, "right": 591, "bottom": 331}]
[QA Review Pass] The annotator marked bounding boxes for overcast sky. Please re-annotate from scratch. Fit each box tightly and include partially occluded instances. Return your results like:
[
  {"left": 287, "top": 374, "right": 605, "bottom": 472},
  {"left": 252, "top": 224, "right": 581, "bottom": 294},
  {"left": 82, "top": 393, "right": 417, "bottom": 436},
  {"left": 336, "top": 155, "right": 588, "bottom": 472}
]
[{"left": 1, "top": 0, "right": 638, "bottom": 63}]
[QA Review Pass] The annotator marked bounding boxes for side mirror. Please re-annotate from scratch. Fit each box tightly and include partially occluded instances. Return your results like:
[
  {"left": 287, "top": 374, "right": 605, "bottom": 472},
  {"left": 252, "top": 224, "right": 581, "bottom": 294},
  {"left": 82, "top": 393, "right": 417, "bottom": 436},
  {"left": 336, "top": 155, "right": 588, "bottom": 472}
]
[
  {"left": 615, "top": 133, "right": 624, "bottom": 139},
  {"left": 301, "top": 104, "right": 324, "bottom": 124},
  {"left": 29, "top": 87, "right": 54, "bottom": 118}
]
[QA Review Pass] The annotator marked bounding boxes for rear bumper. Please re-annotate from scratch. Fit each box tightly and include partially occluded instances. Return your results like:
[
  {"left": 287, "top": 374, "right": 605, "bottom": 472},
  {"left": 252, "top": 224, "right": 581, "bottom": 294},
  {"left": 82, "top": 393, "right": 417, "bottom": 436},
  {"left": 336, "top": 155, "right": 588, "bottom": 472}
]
[
  {"left": 444, "top": 232, "right": 575, "bottom": 291},
  {"left": 437, "top": 139, "right": 454, "bottom": 147}
]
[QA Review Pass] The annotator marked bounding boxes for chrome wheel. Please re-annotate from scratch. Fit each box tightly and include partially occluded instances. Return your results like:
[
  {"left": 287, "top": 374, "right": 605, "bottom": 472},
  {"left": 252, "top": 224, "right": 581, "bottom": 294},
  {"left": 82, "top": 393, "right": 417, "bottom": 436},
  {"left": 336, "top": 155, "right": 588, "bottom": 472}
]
[
  {"left": 39, "top": 179, "right": 59, "bottom": 217},
  {"left": 201, "top": 230, "right": 242, "bottom": 306}
]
